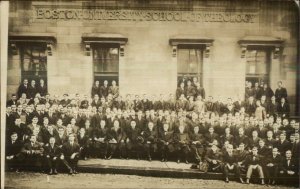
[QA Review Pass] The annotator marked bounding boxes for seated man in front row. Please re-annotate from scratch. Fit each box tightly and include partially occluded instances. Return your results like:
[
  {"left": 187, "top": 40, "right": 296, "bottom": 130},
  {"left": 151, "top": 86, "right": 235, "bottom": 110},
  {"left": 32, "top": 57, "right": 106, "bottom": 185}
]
[
  {"left": 278, "top": 150, "right": 299, "bottom": 186},
  {"left": 244, "top": 146, "right": 265, "bottom": 185},
  {"left": 223, "top": 144, "right": 244, "bottom": 183},
  {"left": 5, "top": 132, "right": 22, "bottom": 172},
  {"left": 60, "top": 133, "right": 80, "bottom": 175},
  {"left": 21, "top": 134, "right": 44, "bottom": 172},
  {"left": 205, "top": 144, "right": 223, "bottom": 172},
  {"left": 44, "top": 137, "right": 61, "bottom": 175}
]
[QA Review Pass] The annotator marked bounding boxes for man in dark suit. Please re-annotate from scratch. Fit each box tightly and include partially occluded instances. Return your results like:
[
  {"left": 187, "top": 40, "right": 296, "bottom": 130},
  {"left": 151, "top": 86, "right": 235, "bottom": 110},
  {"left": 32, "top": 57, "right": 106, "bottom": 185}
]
[
  {"left": 125, "top": 120, "right": 143, "bottom": 160},
  {"left": 37, "top": 79, "right": 47, "bottom": 97},
  {"left": 158, "top": 123, "right": 175, "bottom": 162},
  {"left": 60, "top": 94, "right": 71, "bottom": 107},
  {"left": 7, "top": 94, "right": 18, "bottom": 107},
  {"left": 275, "top": 133, "right": 291, "bottom": 155},
  {"left": 244, "top": 146, "right": 265, "bottom": 185},
  {"left": 275, "top": 81, "right": 288, "bottom": 103},
  {"left": 91, "top": 94, "right": 101, "bottom": 109},
  {"left": 17, "top": 79, "right": 29, "bottom": 98},
  {"left": 205, "top": 127, "right": 219, "bottom": 147},
  {"left": 205, "top": 144, "right": 223, "bottom": 172},
  {"left": 143, "top": 122, "right": 158, "bottom": 161},
  {"left": 189, "top": 126, "right": 206, "bottom": 163},
  {"left": 174, "top": 125, "right": 191, "bottom": 164},
  {"left": 223, "top": 144, "right": 244, "bottom": 183},
  {"left": 91, "top": 80, "right": 101, "bottom": 98},
  {"left": 107, "top": 120, "right": 126, "bottom": 159},
  {"left": 245, "top": 96, "right": 256, "bottom": 116},
  {"left": 44, "top": 137, "right": 61, "bottom": 174},
  {"left": 264, "top": 148, "right": 282, "bottom": 185},
  {"left": 234, "top": 128, "right": 249, "bottom": 149},
  {"left": 6, "top": 132, "right": 22, "bottom": 171},
  {"left": 61, "top": 133, "right": 80, "bottom": 174},
  {"left": 235, "top": 143, "right": 249, "bottom": 173},
  {"left": 100, "top": 80, "right": 109, "bottom": 98},
  {"left": 28, "top": 80, "right": 38, "bottom": 99},
  {"left": 176, "top": 82, "right": 186, "bottom": 99},
  {"left": 93, "top": 119, "right": 109, "bottom": 158},
  {"left": 277, "top": 98, "right": 290, "bottom": 118},
  {"left": 278, "top": 150, "right": 299, "bottom": 186},
  {"left": 21, "top": 134, "right": 44, "bottom": 172}
]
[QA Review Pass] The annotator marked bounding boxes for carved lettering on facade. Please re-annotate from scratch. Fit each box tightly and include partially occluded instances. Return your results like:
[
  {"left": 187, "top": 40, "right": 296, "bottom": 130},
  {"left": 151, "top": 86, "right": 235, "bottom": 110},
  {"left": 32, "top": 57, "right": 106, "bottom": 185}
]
[{"left": 35, "top": 8, "right": 257, "bottom": 23}]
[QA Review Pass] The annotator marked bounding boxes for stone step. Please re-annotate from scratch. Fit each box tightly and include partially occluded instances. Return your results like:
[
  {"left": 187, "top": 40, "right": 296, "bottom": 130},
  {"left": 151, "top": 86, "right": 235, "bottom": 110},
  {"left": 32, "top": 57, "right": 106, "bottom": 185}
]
[{"left": 77, "top": 159, "right": 237, "bottom": 180}]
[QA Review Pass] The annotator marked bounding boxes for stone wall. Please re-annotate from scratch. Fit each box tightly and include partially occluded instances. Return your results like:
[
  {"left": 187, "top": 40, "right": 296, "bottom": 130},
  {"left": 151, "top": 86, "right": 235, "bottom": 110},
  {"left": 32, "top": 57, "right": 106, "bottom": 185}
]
[{"left": 7, "top": 0, "right": 299, "bottom": 114}]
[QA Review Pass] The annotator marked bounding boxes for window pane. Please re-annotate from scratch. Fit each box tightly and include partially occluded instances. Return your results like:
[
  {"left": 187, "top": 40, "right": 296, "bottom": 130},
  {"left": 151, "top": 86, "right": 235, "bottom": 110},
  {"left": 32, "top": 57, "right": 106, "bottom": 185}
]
[
  {"left": 177, "top": 49, "right": 190, "bottom": 73},
  {"left": 21, "top": 45, "right": 47, "bottom": 72},
  {"left": 246, "top": 50, "right": 267, "bottom": 75},
  {"left": 177, "top": 48, "right": 202, "bottom": 75},
  {"left": 93, "top": 47, "right": 119, "bottom": 73},
  {"left": 256, "top": 51, "right": 267, "bottom": 74}
]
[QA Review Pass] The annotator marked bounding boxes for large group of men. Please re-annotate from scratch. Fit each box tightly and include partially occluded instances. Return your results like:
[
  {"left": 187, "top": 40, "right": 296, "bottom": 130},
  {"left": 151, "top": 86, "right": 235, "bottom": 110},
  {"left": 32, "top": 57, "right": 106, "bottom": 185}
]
[{"left": 5, "top": 77, "right": 299, "bottom": 186}]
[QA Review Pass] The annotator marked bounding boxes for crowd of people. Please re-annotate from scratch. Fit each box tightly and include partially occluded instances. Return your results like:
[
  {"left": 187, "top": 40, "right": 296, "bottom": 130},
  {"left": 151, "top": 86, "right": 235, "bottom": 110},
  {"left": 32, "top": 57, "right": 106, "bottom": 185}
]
[{"left": 5, "top": 77, "right": 299, "bottom": 186}]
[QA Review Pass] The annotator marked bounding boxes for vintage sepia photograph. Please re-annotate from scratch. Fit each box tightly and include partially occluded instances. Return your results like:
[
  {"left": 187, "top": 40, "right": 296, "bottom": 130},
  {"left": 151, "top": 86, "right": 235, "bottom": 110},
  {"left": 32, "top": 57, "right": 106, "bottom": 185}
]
[{"left": 1, "top": 0, "right": 299, "bottom": 188}]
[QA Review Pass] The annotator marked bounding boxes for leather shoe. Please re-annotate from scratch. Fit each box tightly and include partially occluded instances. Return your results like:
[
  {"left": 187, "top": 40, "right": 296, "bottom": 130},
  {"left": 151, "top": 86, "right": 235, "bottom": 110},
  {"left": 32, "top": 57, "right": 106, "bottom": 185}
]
[{"left": 53, "top": 169, "right": 58, "bottom": 175}]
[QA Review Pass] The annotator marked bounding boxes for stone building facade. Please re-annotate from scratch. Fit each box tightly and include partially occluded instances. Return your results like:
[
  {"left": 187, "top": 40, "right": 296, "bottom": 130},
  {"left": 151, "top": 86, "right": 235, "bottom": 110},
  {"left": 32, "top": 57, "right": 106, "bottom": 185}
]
[{"left": 7, "top": 0, "right": 299, "bottom": 115}]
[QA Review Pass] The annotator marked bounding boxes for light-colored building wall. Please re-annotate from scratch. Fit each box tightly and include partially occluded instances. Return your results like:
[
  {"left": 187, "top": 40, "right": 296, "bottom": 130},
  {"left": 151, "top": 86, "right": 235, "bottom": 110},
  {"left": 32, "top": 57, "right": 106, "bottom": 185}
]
[{"left": 7, "top": 0, "right": 298, "bottom": 114}]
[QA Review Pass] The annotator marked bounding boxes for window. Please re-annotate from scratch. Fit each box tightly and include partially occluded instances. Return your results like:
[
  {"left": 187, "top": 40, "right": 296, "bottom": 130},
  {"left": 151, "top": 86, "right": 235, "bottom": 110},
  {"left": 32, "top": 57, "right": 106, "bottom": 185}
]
[
  {"left": 20, "top": 43, "right": 47, "bottom": 84},
  {"left": 92, "top": 43, "right": 119, "bottom": 83},
  {"left": 177, "top": 44, "right": 204, "bottom": 85},
  {"left": 245, "top": 47, "right": 271, "bottom": 85}
]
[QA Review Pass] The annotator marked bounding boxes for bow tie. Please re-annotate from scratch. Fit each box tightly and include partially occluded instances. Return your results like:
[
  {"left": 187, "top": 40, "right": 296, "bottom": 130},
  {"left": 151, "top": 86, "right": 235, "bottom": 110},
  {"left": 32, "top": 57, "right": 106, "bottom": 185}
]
[{"left": 287, "top": 158, "right": 291, "bottom": 160}]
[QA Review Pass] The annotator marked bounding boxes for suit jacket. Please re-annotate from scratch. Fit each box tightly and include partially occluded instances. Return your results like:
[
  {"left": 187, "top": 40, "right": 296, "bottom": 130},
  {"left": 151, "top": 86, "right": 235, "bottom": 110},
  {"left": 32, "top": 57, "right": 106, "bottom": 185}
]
[
  {"left": 265, "top": 138, "right": 277, "bottom": 149},
  {"left": 275, "top": 140, "right": 291, "bottom": 155},
  {"left": 44, "top": 144, "right": 61, "bottom": 157},
  {"left": 223, "top": 152, "right": 238, "bottom": 165},
  {"left": 61, "top": 142, "right": 80, "bottom": 157},
  {"left": 205, "top": 148, "right": 222, "bottom": 162},
  {"left": 37, "top": 85, "right": 47, "bottom": 97},
  {"left": 100, "top": 86, "right": 109, "bottom": 97},
  {"left": 244, "top": 154, "right": 264, "bottom": 166},
  {"left": 186, "top": 86, "right": 196, "bottom": 97},
  {"left": 143, "top": 128, "right": 158, "bottom": 143},
  {"left": 275, "top": 87, "right": 288, "bottom": 103},
  {"left": 17, "top": 84, "right": 29, "bottom": 98},
  {"left": 205, "top": 133, "right": 219, "bottom": 145},
  {"left": 277, "top": 102, "right": 290, "bottom": 117},
  {"left": 158, "top": 129, "right": 174, "bottom": 144},
  {"left": 6, "top": 99, "right": 17, "bottom": 107},
  {"left": 233, "top": 100, "right": 245, "bottom": 113},
  {"left": 91, "top": 113, "right": 106, "bottom": 128},
  {"left": 91, "top": 85, "right": 100, "bottom": 97},
  {"left": 280, "top": 158, "right": 298, "bottom": 172},
  {"left": 176, "top": 87, "right": 186, "bottom": 99},
  {"left": 77, "top": 134, "right": 90, "bottom": 147},
  {"left": 245, "top": 101, "right": 256, "bottom": 116},
  {"left": 220, "top": 134, "right": 234, "bottom": 146},
  {"left": 234, "top": 135, "right": 249, "bottom": 149},
  {"left": 91, "top": 99, "right": 101, "bottom": 108},
  {"left": 6, "top": 139, "right": 22, "bottom": 156},
  {"left": 108, "top": 127, "right": 126, "bottom": 143},
  {"left": 21, "top": 141, "right": 44, "bottom": 155},
  {"left": 27, "top": 85, "right": 37, "bottom": 99},
  {"left": 265, "top": 154, "right": 282, "bottom": 167},
  {"left": 93, "top": 127, "right": 108, "bottom": 141},
  {"left": 125, "top": 127, "right": 142, "bottom": 143},
  {"left": 258, "top": 87, "right": 274, "bottom": 99},
  {"left": 235, "top": 149, "right": 249, "bottom": 163}
]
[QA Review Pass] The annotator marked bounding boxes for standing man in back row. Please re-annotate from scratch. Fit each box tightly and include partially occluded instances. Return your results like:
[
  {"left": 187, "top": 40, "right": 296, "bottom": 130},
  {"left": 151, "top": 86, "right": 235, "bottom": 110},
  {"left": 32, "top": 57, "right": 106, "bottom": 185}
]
[{"left": 275, "top": 81, "right": 288, "bottom": 103}]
